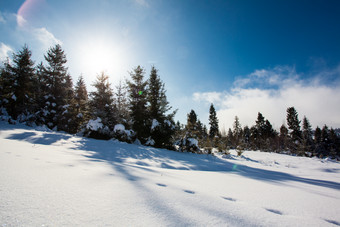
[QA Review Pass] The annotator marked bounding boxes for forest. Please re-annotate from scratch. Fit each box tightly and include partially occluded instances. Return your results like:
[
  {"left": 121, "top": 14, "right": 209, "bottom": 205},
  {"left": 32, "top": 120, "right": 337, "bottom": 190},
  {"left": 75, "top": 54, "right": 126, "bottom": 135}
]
[{"left": 0, "top": 44, "right": 339, "bottom": 159}]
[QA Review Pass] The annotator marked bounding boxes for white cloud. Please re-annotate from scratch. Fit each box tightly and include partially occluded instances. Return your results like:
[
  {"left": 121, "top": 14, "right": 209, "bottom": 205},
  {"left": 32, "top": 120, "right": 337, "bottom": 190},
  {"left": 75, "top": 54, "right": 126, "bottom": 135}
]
[
  {"left": 193, "top": 66, "right": 340, "bottom": 130},
  {"left": 0, "top": 43, "right": 13, "bottom": 61},
  {"left": 33, "top": 27, "right": 62, "bottom": 48}
]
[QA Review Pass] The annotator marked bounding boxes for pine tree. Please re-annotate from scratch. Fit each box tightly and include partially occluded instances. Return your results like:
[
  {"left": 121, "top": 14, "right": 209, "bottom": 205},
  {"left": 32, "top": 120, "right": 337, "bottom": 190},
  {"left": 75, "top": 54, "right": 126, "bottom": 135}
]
[
  {"left": 87, "top": 72, "right": 115, "bottom": 139},
  {"left": 71, "top": 75, "right": 89, "bottom": 133},
  {"left": 40, "top": 44, "right": 73, "bottom": 131},
  {"left": 186, "top": 109, "right": 198, "bottom": 138},
  {"left": 114, "top": 79, "right": 129, "bottom": 126},
  {"left": 301, "top": 116, "right": 313, "bottom": 154},
  {"left": 127, "top": 66, "right": 148, "bottom": 143},
  {"left": 253, "top": 112, "right": 266, "bottom": 150},
  {"left": 314, "top": 126, "right": 322, "bottom": 156},
  {"left": 232, "top": 116, "right": 242, "bottom": 148},
  {"left": 5, "top": 45, "right": 36, "bottom": 120},
  {"left": 209, "top": 103, "right": 219, "bottom": 139},
  {"left": 0, "top": 58, "right": 15, "bottom": 117},
  {"left": 279, "top": 124, "right": 289, "bottom": 151},
  {"left": 146, "top": 66, "right": 176, "bottom": 148},
  {"left": 286, "top": 107, "right": 302, "bottom": 146}
]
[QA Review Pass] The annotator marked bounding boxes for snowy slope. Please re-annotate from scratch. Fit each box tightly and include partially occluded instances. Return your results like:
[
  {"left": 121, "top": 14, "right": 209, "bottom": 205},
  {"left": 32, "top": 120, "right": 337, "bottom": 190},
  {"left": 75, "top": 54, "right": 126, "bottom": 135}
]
[{"left": 1, "top": 122, "right": 340, "bottom": 226}]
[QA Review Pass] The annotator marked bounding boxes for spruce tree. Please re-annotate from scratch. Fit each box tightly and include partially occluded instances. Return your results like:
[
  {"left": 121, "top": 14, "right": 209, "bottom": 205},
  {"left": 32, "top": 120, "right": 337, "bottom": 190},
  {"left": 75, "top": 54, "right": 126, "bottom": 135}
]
[
  {"left": 279, "top": 124, "right": 289, "bottom": 151},
  {"left": 301, "top": 116, "right": 313, "bottom": 153},
  {"left": 127, "top": 66, "right": 148, "bottom": 143},
  {"left": 72, "top": 75, "right": 89, "bottom": 133},
  {"left": 147, "top": 66, "right": 176, "bottom": 148},
  {"left": 87, "top": 72, "right": 115, "bottom": 139},
  {"left": 186, "top": 109, "right": 198, "bottom": 138},
  {"left": 286, "top": 107, "right": 302, "bottom": 145},
  {"left": 232, "top": 116, "right": 242, "bottom": 148},
  {"left": 114, "top": 79, "right": 129, "bottom": 125},
  {"left": 6, "top": 45, "right": 36, "bottom": 120},
  {"left": 40, "top": 44, "right": 73, "bottom": 131},
  {"left": 208, "top": 103, "right": 219, "bottom": 139}
]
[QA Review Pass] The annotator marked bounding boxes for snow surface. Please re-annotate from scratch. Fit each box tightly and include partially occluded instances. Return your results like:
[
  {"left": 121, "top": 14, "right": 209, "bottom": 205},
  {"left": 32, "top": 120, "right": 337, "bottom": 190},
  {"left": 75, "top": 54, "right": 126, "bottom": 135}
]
[
  {"left": 1, "top": 121, "right": 340, "bottom": 226},
  {"left": 151, "top": 119, "right": 159, "bottom": 130},
  {"left": 114, "top": 124, "right": 125, "bottom": 132}
]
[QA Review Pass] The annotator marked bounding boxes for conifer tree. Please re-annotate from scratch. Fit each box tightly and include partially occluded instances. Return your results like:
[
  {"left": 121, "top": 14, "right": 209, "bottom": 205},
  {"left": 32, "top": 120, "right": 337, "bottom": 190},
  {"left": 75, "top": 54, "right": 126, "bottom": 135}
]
[
  {"left": 87, "top": 72, "right": 115, "bottom": 139},
  {"left": 279, "top": 124, "right": 289, "bottom": 151},
  {"left": 232, "top": 116, "right": 242, "bottom": 148},
  {"left": 127, "top": 66, "right": 148, "bottom": 143},
  {"left": 114, "top": 79, "right": 129, "bottom": 125},
  {"left": 186, "top": 109, "right": 198, "bottom": 138},
  {"left": 5, "top": 45, "right": 36, "bottom": 120},
  {"left": 286, "top": 107, "right": 302, "bottom": 145},
  {"left": 146, "top": 66, "right": 176, "bottom": 148},
  {"left": 40, "top": 44, "right": 73, "bottom": 131},
  {"left": 208, "top": 103, "right": 219, "bottom": 139},
  {"left": 0, "top": 58, "right": 15, "bottom": 116},
  {"left": 72, "top": 75, "right": 89, "bottom": 133},
  {"left": 301, "top": 116, "right": 313, "bottom": 153}
]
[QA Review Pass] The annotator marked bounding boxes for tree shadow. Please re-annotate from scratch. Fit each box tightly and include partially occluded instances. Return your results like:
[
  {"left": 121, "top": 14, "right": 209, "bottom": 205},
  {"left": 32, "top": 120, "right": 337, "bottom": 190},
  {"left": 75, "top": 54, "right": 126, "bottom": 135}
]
[
  {"left": 75, "top": 138, "right": 340, "bottom": 191},
  {"left": 5, "top": 131, "right": 72, "bottom": 146}
]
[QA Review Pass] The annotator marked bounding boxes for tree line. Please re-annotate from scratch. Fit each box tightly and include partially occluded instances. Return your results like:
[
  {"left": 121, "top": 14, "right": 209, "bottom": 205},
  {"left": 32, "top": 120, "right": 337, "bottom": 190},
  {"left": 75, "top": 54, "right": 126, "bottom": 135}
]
[
  {"left": 177, "top": 105, "right": 340, "bottom": 159},
  {"left": 0, "top": 44, "right": 339, "bottom": 159},
  {"left": 0, "top": 44, "right": 176, "bottom": 148}
]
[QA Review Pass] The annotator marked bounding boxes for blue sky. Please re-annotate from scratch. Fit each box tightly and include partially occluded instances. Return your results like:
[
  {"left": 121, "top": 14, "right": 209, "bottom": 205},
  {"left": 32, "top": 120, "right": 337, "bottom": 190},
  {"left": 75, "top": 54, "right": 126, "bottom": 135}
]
[{"left": 1, "top": 0, "right": 340, "bottom": 129}]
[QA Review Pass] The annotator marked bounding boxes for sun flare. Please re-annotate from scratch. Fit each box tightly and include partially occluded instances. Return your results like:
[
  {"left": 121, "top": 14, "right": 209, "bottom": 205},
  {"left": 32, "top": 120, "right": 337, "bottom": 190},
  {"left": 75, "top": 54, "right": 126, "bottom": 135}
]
[{"left": 77, "top": 36, "right": 128, "bottom": 78}]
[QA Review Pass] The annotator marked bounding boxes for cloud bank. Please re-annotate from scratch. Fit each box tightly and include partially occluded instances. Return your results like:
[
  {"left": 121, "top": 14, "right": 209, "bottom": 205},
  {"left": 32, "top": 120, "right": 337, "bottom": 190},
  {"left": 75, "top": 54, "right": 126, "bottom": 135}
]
[{"left": 193, "top": 66, "right": 340, "bottom": 130}]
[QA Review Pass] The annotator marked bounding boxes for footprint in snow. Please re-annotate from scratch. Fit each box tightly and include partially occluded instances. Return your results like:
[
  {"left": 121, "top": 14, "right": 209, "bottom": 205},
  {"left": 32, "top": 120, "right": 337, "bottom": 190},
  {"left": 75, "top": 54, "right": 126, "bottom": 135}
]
[
  {"left": 184, "top": 190, "right": 195, "bottom": 194},
  {"left": 265, "top": 208, "right": 283, "bottom": 215},
  {"left": 156, "top": 183, "right": 167, "bottom": 187},
  {"left": 222, "top": 197, "right": 236, "bottom": 202}
]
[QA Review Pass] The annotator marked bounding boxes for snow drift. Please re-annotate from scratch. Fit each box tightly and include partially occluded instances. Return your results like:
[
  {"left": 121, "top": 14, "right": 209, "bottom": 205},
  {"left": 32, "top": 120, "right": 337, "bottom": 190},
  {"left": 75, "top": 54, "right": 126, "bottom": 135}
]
[{"left": 0, "top": 121, "right": 340, "bottom": 226}]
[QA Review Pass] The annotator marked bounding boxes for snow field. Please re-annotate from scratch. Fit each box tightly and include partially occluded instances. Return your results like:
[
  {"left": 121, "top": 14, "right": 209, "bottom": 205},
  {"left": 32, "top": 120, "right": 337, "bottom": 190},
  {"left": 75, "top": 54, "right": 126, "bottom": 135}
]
[{"left": 1, "top": 122, "right": 340, "bottom": 226}]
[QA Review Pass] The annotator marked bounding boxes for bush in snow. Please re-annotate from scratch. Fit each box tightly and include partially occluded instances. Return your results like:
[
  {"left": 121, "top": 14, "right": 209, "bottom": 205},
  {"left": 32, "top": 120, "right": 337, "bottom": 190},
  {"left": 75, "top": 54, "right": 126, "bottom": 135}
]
[
  {"left": 176, "top": 137, "right": 199, "bottom": 153},
  {"left": 113, "top": 124, "right": 135, "bottom": 143},
  {"left": 84, "top": 117, "right": 111, "bottom": 140}
]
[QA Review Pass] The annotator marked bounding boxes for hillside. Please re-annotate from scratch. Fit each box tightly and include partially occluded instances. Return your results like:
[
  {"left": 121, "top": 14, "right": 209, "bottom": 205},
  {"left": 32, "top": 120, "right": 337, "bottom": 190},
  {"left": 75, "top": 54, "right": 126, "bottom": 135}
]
[{"left": 1, "top": 121, "right": 340, "bottom": 226}]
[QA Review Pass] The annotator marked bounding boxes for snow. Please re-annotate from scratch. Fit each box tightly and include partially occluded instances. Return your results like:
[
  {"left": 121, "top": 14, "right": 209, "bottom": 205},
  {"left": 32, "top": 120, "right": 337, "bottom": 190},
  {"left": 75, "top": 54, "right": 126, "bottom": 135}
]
[
  {"left": 151, "top": 119, "right": 159, "bottom": 130},
  {"left": 11, "top": 94, "right": 16, "bottom": 101},
  {"left": 187, "top": 138, "right": 198, "bottom": 146},
  {"left": 86, "top": 117, "right": 103, "bottom": 131},
  {"left": 114, "top": 124, "right": 125, "bottom": 132},
  {"left": 1, "top": 121, "right": 340, "bottom": 226}
]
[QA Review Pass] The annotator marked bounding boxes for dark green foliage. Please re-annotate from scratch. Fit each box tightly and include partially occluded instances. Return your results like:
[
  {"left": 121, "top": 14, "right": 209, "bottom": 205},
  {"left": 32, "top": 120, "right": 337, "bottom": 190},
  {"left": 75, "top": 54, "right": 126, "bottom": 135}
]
[
  {"left": 286, "top": 107, "right": 302, "bottom": 144},
  {"left": 127, "top": 66, "right": 149, "bottom": 143},
  {"left": 87, "top": 72, "right": 115, "bottom": 139},
  {"left": 147, "top": 66, "right": 176, "bottom": 148},
  {"left": 1, "top": 45, "right": 36, "bottom": 120},
  {"left": 208, "top": 104, "right": 219, "bottom": 138},
  {"left": 232, "top": 116, "right": 242, "bottom": 148},
  {"left": 186, "top": 109, "right": 199, "bottom": 138},
  {"left": 279, "top": 124, "right": 289, "bottom": 151},
  {"left": 39, "top": 44, "right": 74, "bottom": 131},
  {"left": 71, "top": 75, "right": 89, "bottom": 133},
  {"left": 301, "top": 116, "right": 313, "bottom": 154}
]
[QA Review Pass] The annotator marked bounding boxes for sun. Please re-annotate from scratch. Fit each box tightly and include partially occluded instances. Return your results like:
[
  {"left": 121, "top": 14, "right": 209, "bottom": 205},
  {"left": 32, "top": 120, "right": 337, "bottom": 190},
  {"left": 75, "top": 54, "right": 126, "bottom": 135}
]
[{"left": 76, "top": 36, "right": 128, "bottom": 79}]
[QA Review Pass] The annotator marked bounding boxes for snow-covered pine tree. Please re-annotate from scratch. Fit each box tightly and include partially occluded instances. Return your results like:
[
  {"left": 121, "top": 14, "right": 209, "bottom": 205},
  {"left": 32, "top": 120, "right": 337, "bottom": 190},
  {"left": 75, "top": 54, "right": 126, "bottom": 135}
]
[
  {"left": 3, "top": 45, "right": 36, "bottom": 121},
  {"left": 39, "top": 44, "right": 74, "bottom": 131},
  {"left": 147, "top": 66, "right": 176, "bottom": 148},
  {"left": 87, "top": 72, "right": 115, "bottom": 139},
  {"left": 0, "top": 58, "right": 15, "bottom": 118},
  {"left": 71, "top": 75, "right": 89, "bottom": 133},
  {"left": 208, "top": 103, "right": 219, "bottom": 139},
  {"left": 127, "top": 66, "right": 148, "bottom": 143}
]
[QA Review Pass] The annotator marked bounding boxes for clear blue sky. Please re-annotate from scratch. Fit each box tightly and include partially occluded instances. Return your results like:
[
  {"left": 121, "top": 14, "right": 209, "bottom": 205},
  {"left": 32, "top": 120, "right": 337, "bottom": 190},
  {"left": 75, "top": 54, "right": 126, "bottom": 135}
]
[{"left": 1, "top": 0, "right": 340, "bottom": 129}]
